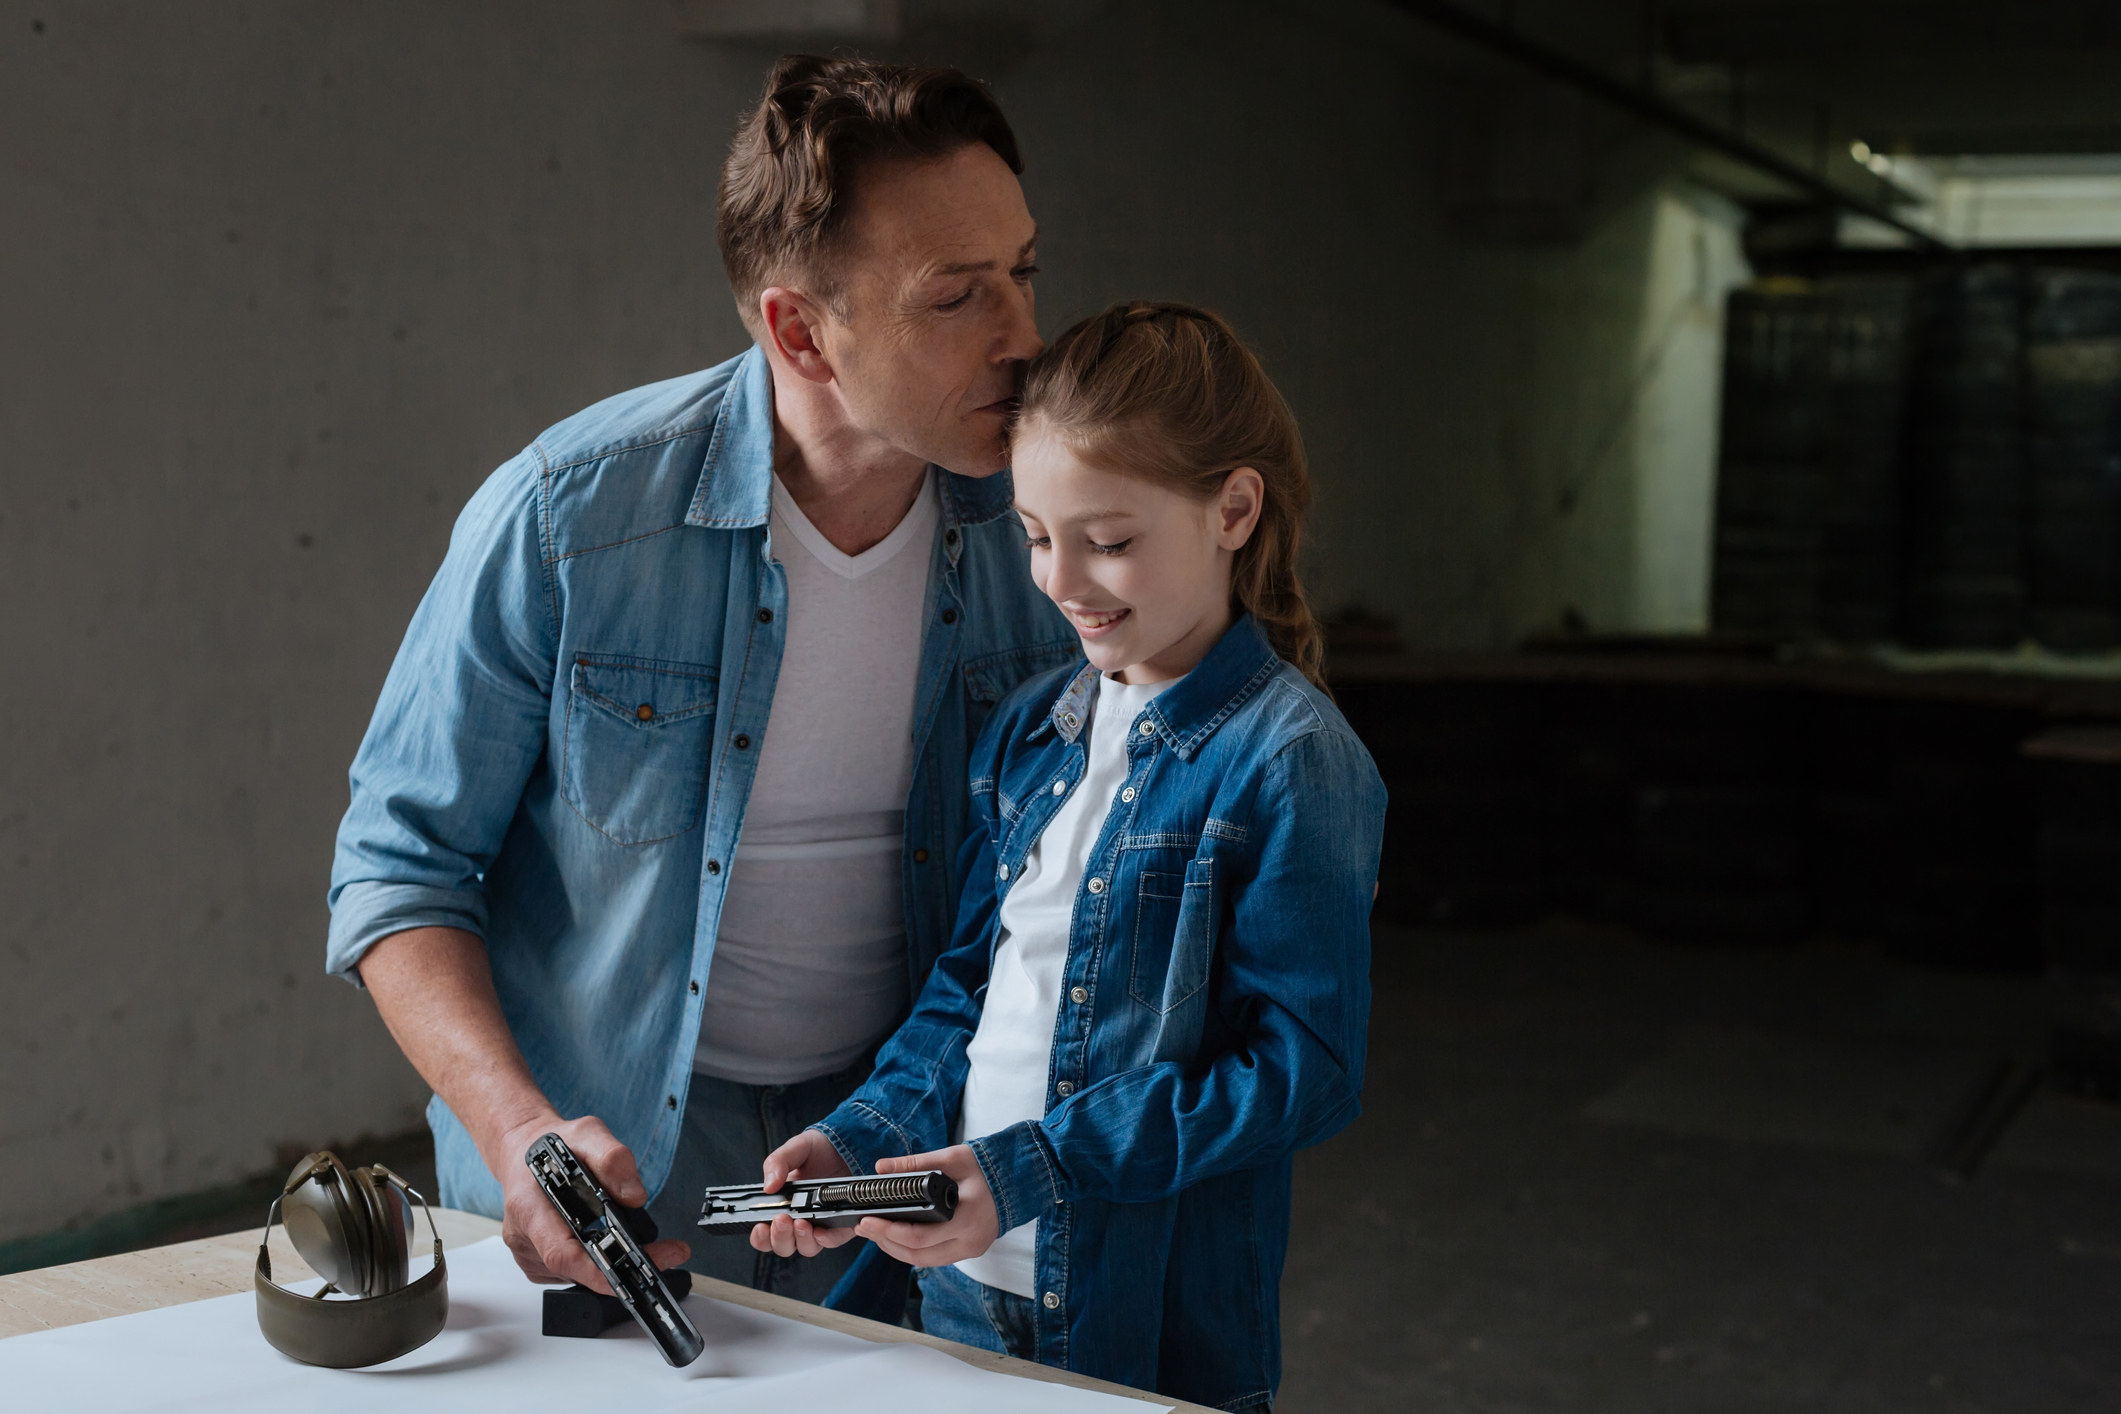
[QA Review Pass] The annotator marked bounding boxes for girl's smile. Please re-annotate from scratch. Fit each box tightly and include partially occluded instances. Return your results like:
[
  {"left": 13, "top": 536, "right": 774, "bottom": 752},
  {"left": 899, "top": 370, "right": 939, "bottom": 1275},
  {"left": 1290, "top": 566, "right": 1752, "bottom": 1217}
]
[{"left": 1010, "top": 427, "right": 1263, "bottom": 686}]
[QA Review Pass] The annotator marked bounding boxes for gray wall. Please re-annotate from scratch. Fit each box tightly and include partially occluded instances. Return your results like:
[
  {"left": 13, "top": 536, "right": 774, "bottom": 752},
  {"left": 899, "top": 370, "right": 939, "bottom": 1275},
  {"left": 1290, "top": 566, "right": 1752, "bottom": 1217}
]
[{"left": 0, "top": 0, "right": 1735, "bottom": 1243}]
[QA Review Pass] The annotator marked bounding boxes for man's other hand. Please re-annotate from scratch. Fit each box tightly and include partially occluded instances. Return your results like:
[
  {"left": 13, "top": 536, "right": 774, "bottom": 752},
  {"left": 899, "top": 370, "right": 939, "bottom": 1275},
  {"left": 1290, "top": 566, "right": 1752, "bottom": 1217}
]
[
  {"left": 750, "top": 1129, "right": 858, "bottom": 1259},
  {"left": 496, "top": 1113, "right": 690, "bottom": 1294}
]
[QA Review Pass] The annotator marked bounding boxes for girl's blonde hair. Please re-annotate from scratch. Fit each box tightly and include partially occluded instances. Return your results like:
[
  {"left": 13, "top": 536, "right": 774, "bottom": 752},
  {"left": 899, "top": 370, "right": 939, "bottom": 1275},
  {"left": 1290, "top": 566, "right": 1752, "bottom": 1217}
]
[{"left": 1014, "top": 301, "right": 1326, "bottom": 687}]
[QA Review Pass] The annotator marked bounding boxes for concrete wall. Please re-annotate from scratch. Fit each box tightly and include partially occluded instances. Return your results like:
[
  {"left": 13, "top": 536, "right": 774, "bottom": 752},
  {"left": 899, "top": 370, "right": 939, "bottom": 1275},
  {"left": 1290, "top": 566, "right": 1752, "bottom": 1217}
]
[
  {"left": 999, "top": 0, "right": 1747, "bottom": 645},
  {"left": 0, "top": 0, "right": 1736, "bottom": 1244}
]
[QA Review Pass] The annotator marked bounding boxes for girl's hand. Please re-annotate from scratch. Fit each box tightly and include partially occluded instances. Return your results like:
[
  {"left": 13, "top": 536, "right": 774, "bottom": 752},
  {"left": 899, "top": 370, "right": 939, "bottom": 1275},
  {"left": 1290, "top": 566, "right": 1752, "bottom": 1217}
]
[
  {"left": 750, "top": 1129, "right": 860, "bottom": 1259},
  {"left": 852, "top": 1145, "right": 1001, "bottom": 1266}
]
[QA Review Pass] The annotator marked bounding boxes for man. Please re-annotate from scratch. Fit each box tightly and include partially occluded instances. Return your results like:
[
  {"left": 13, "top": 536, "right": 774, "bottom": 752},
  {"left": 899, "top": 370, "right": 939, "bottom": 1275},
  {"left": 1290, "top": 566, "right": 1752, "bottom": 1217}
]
[{"left": 326, "top": 54, "right": 1075, "bottom": 1304}]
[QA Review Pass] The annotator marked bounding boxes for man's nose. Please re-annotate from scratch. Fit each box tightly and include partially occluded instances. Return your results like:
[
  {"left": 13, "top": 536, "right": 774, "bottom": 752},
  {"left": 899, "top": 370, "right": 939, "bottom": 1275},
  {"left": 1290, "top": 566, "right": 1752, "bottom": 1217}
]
[{"left": 993, "top": 280, "right": 1041, "bottom": 365}]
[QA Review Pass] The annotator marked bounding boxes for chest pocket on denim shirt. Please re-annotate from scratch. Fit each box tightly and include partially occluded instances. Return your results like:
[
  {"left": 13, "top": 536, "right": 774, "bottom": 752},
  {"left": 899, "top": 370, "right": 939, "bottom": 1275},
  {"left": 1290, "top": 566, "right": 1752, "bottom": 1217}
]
[
  {"left": 1130, "top": 857, "right": 1215, "bottom": 1014},
  {"left": 963, "top": 638, "right": 1081, "bottom": 741},
  {"left": 562, "top": 656, "right": 717, "bottom": 846}
]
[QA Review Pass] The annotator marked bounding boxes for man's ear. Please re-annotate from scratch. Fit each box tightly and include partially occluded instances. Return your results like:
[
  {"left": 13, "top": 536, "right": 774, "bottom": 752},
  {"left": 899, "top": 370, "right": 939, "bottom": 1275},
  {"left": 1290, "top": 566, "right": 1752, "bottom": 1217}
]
[
  {"left": 759, "top": 287, "right": 837, "bottom": 386},
  {"left": 1216, "top": 467, "right": 1266, "bottom": 551}
]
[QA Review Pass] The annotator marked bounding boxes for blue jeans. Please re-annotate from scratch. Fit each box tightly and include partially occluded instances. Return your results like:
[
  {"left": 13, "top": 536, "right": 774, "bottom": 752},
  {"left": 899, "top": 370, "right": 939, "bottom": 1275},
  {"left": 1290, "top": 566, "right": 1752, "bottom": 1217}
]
[
  {"left": 642, "top": 1056, "right": 871, "bottom": 1305},
  {"left": 916, "top": 1266, "right": 1272, "bottom": 1412},
  {"left": 914, "top": 1264, "right": 1036, "bottom": 1358}
]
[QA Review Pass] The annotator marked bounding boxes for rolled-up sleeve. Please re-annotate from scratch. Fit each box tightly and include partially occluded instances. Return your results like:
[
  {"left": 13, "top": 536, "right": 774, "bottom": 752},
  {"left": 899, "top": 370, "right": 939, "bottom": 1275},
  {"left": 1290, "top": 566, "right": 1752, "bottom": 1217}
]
[{"left": 326, "top": 449, "right": 556, "bottom": 985}]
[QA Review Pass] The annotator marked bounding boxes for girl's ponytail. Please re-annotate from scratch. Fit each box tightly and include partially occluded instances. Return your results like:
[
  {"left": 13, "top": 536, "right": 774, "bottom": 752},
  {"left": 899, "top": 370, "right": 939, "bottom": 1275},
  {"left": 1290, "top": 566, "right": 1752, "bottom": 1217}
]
[{"left": 1015, "top": 302, "right": 1328, "bottom": 690}]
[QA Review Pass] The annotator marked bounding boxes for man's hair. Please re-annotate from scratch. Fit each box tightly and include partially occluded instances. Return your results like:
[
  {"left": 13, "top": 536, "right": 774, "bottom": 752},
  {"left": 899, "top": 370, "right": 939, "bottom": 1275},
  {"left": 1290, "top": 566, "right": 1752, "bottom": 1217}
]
[{"left": 717, "top": 54, "right": 1022, "bottom": 331}]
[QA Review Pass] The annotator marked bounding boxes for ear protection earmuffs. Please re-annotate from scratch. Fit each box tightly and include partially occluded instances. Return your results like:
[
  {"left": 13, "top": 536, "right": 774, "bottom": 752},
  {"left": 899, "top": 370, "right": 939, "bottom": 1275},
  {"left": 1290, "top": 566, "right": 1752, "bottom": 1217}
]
[{"left": 254, "top": 1151, "right": 448, "bottom": 1368}]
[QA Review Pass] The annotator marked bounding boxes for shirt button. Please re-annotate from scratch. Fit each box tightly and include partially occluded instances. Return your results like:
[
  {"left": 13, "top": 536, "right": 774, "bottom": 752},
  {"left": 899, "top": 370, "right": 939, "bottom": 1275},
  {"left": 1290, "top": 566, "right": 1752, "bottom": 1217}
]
[
  {"left": 636, "top": 703, "right": 655, "bottom": 721},
  {"left": 1086, "top": 877, "right": 1104, "bottom": 895},
  {"left": 757, "top": 608, "right": 774, "bottom": 624},
  {"left": 1052, "top": 779, "right": 1066, "bottom": 796},
  {"left": 733, "top": 733, "right": 751, "bottom": 749},
  {"left": 1120, "top": 787, "right": 1136, "bottom": 803},
  {"left": 1138, "top": 719, "right": 1155, "bottom": 736},
  {"left": 1055, "top": 1081, "right": 1074, "bottom": 1096},
  {"left": 689, "top": 980, "right": 700, "bottom": 995},
  {"left": 941, "top": 607, "right": 958, "bottom": 625},
  {"left": 707, "top": 859, "right": 721, "bottom": 875},
  {"left": 913, "top": 848, "right": 929, "bottom": 864},
  {"left": 1043, "top": 1292, "right": 1060, "bottom": 1310},
  {"left": 666, "top": 1095, "right": 678, "bottom": 1110},
  {"left": 1070, "top": 985, "right": 1088, "bottom": 1004},
  {"left": 998, "top": 862, "right": 1010, "bottom": 881}
]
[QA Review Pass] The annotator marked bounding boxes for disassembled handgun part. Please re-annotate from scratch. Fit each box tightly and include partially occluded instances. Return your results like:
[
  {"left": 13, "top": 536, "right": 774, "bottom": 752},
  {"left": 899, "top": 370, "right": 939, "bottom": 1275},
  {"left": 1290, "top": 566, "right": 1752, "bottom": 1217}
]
[
  {"left": 525, "top": 1133, "right": 705, "bottom": 1367},
  {"left": 697, "top": 1171, "right": 958, "bottom": 1235}
]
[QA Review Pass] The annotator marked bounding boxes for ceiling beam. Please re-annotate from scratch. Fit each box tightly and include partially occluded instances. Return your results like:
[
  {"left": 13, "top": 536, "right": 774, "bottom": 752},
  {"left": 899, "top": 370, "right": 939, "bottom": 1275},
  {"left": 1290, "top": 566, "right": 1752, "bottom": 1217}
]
[
  {"left": 1662, "top": 1, "right": 2121, "bottom": 68},
  {"left": 1376, "top": 0, "right": 1946, "bottom": 249}
]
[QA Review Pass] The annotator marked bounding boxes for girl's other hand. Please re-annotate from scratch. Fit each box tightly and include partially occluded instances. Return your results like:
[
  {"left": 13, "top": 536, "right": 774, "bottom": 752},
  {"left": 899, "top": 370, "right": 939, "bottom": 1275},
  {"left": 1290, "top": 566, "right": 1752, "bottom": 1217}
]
[
  {"left": 853, "top": 1145, "right": 1001, "bottom": 1266},
  {"left": 750, "top": 1129, "right": 859, "bottom": 1258}
]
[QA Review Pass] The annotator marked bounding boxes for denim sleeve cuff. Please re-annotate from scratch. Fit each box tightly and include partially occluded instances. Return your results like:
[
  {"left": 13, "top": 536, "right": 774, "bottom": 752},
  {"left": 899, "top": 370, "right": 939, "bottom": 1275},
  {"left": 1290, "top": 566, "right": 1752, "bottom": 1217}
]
[
  {"left": 325, "top": 881, "right": 491, "bottom": 988},
  {"left": 967, "top": 1120, "right": 1063, "bottom": 1236},
  {"left": 809, "top": 1099, "right": 919, "bottom": 1178}
]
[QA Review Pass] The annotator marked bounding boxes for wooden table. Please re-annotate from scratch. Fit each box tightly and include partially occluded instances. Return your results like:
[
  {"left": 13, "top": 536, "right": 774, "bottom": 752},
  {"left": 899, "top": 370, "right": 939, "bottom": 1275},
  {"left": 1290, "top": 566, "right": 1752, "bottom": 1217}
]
[{"left": 0, "top": 1210, "right": 1210, "bottom": 1411}]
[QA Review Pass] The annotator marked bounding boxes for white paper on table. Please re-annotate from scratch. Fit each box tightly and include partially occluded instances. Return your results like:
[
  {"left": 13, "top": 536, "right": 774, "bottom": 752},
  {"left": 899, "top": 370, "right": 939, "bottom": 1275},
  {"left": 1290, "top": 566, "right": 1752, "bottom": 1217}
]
[{"left": 0, "top": 1236, "right": 1168, "bottom": 1412}]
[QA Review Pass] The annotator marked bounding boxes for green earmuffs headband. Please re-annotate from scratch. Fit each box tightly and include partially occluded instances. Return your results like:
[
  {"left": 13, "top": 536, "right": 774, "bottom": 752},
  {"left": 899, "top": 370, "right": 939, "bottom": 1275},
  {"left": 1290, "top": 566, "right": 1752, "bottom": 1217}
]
[{"left": 253, "top": 1151, "right": 448, "bottom": 1368}]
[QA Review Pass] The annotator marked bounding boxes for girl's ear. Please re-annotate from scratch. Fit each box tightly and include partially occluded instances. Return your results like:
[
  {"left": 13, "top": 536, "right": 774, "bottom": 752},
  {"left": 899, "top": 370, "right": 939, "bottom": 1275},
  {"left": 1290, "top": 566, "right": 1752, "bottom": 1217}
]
[{"left": 1216, "top": 467, "right": 1266, "bottom": 551}]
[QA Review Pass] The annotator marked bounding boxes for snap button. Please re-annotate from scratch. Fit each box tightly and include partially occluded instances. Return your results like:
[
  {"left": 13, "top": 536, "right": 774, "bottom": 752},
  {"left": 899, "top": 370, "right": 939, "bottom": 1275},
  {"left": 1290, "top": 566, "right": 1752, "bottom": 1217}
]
[
  {"left": 913, "top": 848, "right": 929, "bottom": 864},
  {"left": 707, "top": 859, "right": 721, "bottom": 875},
  {"left": 941, "top": 607, "right": 958, "bottom": 625},
  {"left": 1052, "top": 779, "right": 1066, "bottom": 796},
  {"left": 689, "top": 980, "right": 700, "bottom": 995},
  {"left": 666, "top": 1095, "right": 678, "bottom": 1110},
  {"left": 998, "top": 862, "right": 1010, "bottom": 881},
  {"left": 1138, "top": 719, "right": 1155, "bottom": 736},
  {"left": 1086, "top": 877, "right": 1104, "bottom": 894},
  {"left": 636, "top": 703, "right": 655, "bottom": 721},
  {"left": 757, "top": 608, "right": 774, "bottom": 624},
  {"left": 734, "top": 734, "right": 751, "bottom": 749},
  {"left": 1043, "top": 1292, "right": 1060, "bottom": 1310},
  {"left": 1121, "top": 786, "right": 1136, "bottom": 803},
  {"left": 1070, "top": 985, "right": 1088, "bottom": 1004},
  {"left": 1056, "top": 1080, "right": 1074, "bottom": 1096},
  {"left": 945, "top": 527, "right": 960, "bottom": 546}
]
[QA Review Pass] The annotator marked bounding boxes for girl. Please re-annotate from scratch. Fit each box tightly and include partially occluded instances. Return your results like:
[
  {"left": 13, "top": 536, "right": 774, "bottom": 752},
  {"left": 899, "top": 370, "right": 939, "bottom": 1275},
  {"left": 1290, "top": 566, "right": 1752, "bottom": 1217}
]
[{"left": 750, "top": 302, "right": 1386, "bottom": 1412}]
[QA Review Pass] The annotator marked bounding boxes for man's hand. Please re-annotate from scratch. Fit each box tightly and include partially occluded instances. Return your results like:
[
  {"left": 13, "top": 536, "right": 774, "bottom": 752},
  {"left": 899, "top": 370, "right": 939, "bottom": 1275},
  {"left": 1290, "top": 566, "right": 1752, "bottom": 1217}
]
[
  {"left": 749, "top": 1129, "right": 859, "bottom": 1259},
  {"left": 358, "top": 931, "right": 690, "bottom": 1293},
  {"left": 495, "top": 1113, "right": 690, "bottom": 1294},
  {"left": 850, "top": 1145, "right": 1000, "bottom": 1267}
]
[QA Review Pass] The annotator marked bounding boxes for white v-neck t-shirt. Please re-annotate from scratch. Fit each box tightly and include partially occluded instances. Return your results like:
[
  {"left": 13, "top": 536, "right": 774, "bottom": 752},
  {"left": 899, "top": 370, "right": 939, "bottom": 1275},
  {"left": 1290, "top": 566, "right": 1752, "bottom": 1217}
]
[
  {"left": 954, "top": 670, "right": 1177, "bottom": 1298},
  {"left": 693, "top": 472, "right": 938, "bottom": 1085}
]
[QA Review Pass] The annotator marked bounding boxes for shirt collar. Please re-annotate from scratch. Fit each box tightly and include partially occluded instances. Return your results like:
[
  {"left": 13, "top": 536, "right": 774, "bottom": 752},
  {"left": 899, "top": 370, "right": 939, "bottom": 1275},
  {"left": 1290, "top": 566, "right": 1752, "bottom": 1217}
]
[
  {"left": 1036, "top": 614, "right": 1282, "bottom": 761},
  {"left": 685, "top": 344, "right": 1020, "bottom": 533}
]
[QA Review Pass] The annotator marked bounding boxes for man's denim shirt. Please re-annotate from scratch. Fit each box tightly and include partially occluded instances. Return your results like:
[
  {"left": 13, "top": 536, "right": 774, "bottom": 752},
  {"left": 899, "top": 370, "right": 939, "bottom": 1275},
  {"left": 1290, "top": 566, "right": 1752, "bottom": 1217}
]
[
  {"left": 813, "top": 616, "right": 1387, "bottom": 1411},
  {"left": 326, "top": 346, "right": 1076, "bottom": 1212}
]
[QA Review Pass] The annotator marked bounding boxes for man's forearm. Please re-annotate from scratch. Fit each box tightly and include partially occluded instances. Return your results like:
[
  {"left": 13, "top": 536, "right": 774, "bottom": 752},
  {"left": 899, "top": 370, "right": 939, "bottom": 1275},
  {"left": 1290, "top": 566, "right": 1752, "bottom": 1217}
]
[{"left": 356, "top": 926, "right": 559, "bottom": 1176}]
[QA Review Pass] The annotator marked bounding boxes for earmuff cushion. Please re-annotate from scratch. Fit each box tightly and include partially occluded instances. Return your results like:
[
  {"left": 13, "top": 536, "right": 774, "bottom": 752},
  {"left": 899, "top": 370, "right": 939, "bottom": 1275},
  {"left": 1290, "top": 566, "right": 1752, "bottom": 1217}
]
[
  {"left": 351, "top": 1166, "right": 410, "bottom": 1295},
  {"left": 279, "top": 1152, "right": 368, "bottom": 1296},
  {"left": 317, "top": 1154, "right": 373, "bottom": 1297}
]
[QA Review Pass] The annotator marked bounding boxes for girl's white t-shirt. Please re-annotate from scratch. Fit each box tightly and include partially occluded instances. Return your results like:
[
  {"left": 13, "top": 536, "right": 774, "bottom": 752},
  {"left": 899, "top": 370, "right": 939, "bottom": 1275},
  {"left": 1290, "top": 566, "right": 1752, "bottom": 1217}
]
[{"left": 954, "top": 670, "right": 1177, "bottom": 1298}]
